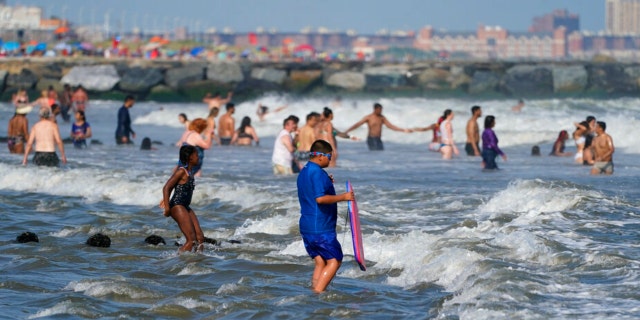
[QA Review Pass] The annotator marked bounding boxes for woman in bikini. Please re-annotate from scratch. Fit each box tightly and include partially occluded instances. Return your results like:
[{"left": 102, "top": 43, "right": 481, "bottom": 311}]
[
  {"left": 573, "top": 121, "right": 588, "bottom": 164},
  {"left": 231, "top": 116, "right": 259, "bottom": 146}
]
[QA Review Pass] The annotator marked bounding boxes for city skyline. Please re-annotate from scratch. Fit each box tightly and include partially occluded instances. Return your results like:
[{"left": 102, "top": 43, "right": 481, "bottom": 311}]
[{"left": 8, "top": 0, "right": 604, "bottom": 35}]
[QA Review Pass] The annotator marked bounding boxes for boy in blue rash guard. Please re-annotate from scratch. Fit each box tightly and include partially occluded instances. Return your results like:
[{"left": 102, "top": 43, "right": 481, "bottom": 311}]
[{"left": 297, "top": 139, "right": 354, "bottom": 293}]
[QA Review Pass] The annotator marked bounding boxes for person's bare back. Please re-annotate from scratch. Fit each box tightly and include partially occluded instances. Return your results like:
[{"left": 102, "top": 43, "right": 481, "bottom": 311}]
[{"left": 218, "top": 113, "right": 235, "bottom": 138}]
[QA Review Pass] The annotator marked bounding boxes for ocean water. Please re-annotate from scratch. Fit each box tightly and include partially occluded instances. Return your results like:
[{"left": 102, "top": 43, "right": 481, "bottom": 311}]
[{"left": 1, "top": 95, "right": 639, "bottom": 319}]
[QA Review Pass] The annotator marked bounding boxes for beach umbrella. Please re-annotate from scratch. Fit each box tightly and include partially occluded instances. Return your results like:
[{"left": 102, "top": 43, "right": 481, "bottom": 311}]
[
  {"left": 143, "top": 42, "right": 161, "bottom": 51},
  {"left": 35, "top": 43, "right": 47, "bottom": 51},
  {"left": 54, "top": 42, "right": 70, "bottom": 50},
  {"left": 2, "top": 41, "right": 20, "bottom": 51},
  {"left": 293, "top": 44, "right": 315, "bottom": 53},
  {"left": 79, "top": 42, "right": 94, "bottom": 50},
  {"left": 54, "top": 26, "right": 70, "bottom": 34},
  {"left": 190, "top": 46, "right": 205, "bottom": 56},
  {"left": 240, "top": 49, "right": 251, "bottom": 57}
]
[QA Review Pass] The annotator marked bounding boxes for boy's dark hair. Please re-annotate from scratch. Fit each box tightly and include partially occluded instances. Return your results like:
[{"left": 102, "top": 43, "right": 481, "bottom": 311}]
[
  {"left": 373, "top": 103, "right": 382, "bottom": 109},
  {"left": 597, "top": 121, "right": 606, "bottom": 131},
  {"left": 124, "top": 95, "right": 135, "bottom": 102},
  {"left": 141, "top": 137, "right": 152, "bottom": 150},
  {"left": 310, "top": 139, "right": 333, "bottom": 154},
  {"left": 284, "top": 115, "right": 299, "bottom": 126},
  {"left": 323, "top": 107, "right": 332, "bottom": 118},
  {"left": 179, "top": 144, "right": 197, "bottom": 166},
  {"left": 226, "top": 102, "right": 235, "bottom": 111},
  {"left": 306, "top": 112, "right": 320, "bottom": 121},
  {"left": 471, "top": 105, "right": 481, "bottom": 114},
  {"left": 586, "top": 115, "right": 596, "bottom": 123}
]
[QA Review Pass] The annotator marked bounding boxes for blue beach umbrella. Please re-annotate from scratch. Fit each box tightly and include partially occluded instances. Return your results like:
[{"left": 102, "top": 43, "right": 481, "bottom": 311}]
[
  {"left": 2, "top": 41, "right": 20, "bottom": 51},
  {"left": 190, "top": 46, "right": 204, "bottom": 56}
]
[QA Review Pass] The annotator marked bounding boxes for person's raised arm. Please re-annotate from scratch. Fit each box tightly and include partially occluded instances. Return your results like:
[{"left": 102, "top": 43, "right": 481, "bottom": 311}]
[
  {"left": 344, "top": 116, "right": 368, "bottom": 134},
  {"left": 382, "top": 117, "right": 412, "bottom": 133}
]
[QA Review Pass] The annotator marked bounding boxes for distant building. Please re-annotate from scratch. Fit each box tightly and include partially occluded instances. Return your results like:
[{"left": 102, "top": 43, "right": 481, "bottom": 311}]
[
  {"left": 530, "top": 9, "right": 580, "bottom": 34},
  {"left": 0, "top": 5, "right": 42, "bottom": 29},
  {"left": 414, "top": 25, "right": 567, "bottom": 60},
  {"left": 606, "top": 0, "right": 640, "bottom": 35}
]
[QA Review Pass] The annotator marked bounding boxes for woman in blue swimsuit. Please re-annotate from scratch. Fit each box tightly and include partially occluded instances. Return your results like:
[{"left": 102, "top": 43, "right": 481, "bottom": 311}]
[{"left": 161, "top": 145, "right": 205, "bottom": 253}]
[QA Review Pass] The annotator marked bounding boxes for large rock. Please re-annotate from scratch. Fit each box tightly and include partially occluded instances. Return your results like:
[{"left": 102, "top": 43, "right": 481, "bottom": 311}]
[
  {"left": 285, "top": 69, "right": 323, "bottom": 92},
  {"left": 61, "top": 65, "right": 120, "bottom": 91},
  {"left": 325, "top": 71, "right": 366, "bottom": 91},
  {"left": 250, "top": 67, "right": 287, "bottom": 85},
  {"left": 624, "top": 65, "right": 640, "bottom": 90},
  {"left": 6, "top": 69, "right": 38, "bottom": 89},
  {"left": 0, "top": 70, "right": 7, "bottom": 91},
  {"left": 587, "top": 63, "right": 636, "bottom": 93},
  {"left": 468, "top": 70, "right": 501, "bottom": 94},
  {"left": 165, "top": 66, "right": 205, "bottom": 89},
  {"left": 414, "top": 67, "right": 451, "bottom": 90},
  {"left": 36, "top": 78, "right": 63, "bottom": 92},
  {"left": 501, "top": 65, "right": 553, "bottom": 96},
  {"left": 551, "top": 65, "right": 588, "bottom": 93},
  {"left": 207, "top": 62, "right": 244, "bottom": 83},
  {"left": 119, "top": 67, "right": 164, "bottom": 93},
  {"left": 364, "top": 65, "right": 409, "bottom": 90}
]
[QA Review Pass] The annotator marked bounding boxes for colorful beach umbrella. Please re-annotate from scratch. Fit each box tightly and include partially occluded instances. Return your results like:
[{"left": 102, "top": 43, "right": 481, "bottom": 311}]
[
  {"left": 54, "top": 26, "right": 70, "bottom": 34},
  {"left": 2, "top": 41, "right": 20, "bottom": 51}
]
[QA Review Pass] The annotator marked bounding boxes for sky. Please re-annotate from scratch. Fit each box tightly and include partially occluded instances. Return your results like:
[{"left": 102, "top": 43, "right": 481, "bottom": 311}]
[{"left": 9, "top": 0, "right": 605, "bottom": 34}]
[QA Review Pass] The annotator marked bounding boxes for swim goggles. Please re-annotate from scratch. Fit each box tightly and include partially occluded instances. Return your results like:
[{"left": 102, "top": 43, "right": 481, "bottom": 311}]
[{"left": 309, "top": 151, "right": 332, "bottom": 160}]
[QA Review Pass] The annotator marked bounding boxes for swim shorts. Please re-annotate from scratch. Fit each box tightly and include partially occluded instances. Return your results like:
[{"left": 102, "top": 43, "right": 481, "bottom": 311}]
[
  {"left": 593, "top": 161, "right": 614, "bottom": 174},
  {"left": 367, "top": 136, "right": 383, "bottom": 151},
  {"left": 273, "top": 163, "right": 293, "bottom": 175},
  {"left": 220, "top": 137, "right": 232, "bottom": 146},
  {"left": 33, "top": 152, "right": 59, "bottom": 167},
  {"left": 301, "top": 232, "right": 343, "bottom": 261},
  {"left": 465, "top": 142, "right": 479, "bottom": 156}
]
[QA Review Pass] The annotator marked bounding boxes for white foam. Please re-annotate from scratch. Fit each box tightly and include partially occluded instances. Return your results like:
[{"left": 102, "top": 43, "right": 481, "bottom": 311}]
[
  {"left": 64, "top": 278, "right": 160, "bottom": 299},
  {"left": 28, "top": 300, "right": 98, "bottom": 319}
]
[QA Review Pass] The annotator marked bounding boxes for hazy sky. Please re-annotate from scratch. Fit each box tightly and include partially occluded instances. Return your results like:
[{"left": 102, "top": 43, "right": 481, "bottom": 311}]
[{"left": 9, "top": 0, "right": 604, "bottom": 34}]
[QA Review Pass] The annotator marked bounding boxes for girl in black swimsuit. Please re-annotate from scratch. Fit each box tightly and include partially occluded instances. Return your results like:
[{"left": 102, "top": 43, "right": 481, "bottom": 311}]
[{"left": 161, "top": 145, "right": 205, "bottom": 253}]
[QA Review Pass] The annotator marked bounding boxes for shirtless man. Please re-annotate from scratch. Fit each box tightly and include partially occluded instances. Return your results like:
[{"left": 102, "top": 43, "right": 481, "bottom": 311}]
[
  {"left": 218, "top": 103, "right": 236, "bottom": 146},
  {"left": 203, "top": 91, "right": 233, "bottom": 111},
  {"left": 465, "top": 105, "right": 482, "bottom": 156},
  {"left": 296, "top": 112, "right": 320, "bottom": 161},
  {"left": 344, "top": 103, "right": 412, "bottom": 151},
  {"left": 71, "top": 85, "right": 89, "bottom": 112},
  {"left": 590, "top": 121, "right": 614, "bottom": 175},
  {"left": 22, "top": 108, "right": 66, "bottom": 167},
  {"left": 511, "top": 99, "right": 525, "bottom": 112}
]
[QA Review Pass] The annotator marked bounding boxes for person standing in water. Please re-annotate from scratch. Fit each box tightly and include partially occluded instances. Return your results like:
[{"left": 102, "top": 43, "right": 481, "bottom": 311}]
[
  {"left": 481, "top": 115, "right": 507, "bottom": 170},
  {"left": 465, "top": 105, "right": 482, "bottom": 156},
  {"left": 590, "top": 121, "right": 614, "bottom": 175},
  {"left": 71, "top": 110, "right": 92, "bottom": 149},
  {"left": 344, "top": 103, "right": 412, "bottom": 151},
  {"left": 115, "top": 95, "right": 136, "bottom": 145},
  {"left": 218, "top": 103, "right": 236, "bottom": 146},
  {"left": 161, "top": 145, "right": 205, "bottom": 253},
  {"left": 439, "top": 109, "right": 459, "bottom": 159},
  {"left": 22, "top": 108, "right": 67, "bottom": 167},
  {"left": 297, "top": 139, "right": 354, "bottom": 293}
]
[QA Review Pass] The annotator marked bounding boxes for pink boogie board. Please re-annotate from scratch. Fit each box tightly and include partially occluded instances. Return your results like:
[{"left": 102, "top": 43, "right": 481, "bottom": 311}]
[{"left": 346, "top": 180, "right": 366, "bottom": 271}]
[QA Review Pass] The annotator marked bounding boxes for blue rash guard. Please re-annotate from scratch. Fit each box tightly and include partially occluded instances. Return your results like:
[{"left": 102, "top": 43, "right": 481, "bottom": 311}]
[{"left": 297, "top": 162, "right": 337, "bottom": 235}]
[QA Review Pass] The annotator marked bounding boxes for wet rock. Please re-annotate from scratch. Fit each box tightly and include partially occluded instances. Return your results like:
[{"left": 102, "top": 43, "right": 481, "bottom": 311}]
[
  {"left": 325, "top": 71, "right": 366, "bottom": 91},
  {"left": 144, "top": 235, "right": 166, "bottom": 245},
  {"left": 86, "top": 233, "right": 111, "bottom": 248},
  {"left": 165, "top": 66, "right": 205, "bottom": 89},
  {"left": 206, "top": 61, "right": 244, "bottom": 83},
  {"left": 119, "top": 67, "right": 164, "bottom": 93},
  {"left": 61, "top": 65, "right": 120, "bottom": 92},
  {"left": 501, "top": 65, "right": 553, "bottom": 96},
  {"left": 6, "top": 69, "right": 38, "bottom": 89},
  {"left": 16, "top": 232, "right": 39, "bottom": 243}
]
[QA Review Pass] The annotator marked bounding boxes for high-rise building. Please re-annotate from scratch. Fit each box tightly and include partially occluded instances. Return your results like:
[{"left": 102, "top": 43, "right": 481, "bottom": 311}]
[
  {"left": 530, "top": 9, "right": 580, "bottom": 34},
  {"left": 606, "top": 0, "right": 640, "bottom": 35}
]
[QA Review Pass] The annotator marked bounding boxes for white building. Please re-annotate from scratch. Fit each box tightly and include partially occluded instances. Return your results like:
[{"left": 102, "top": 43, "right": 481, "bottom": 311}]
[{"left": 0, "top": 5, "right": 42, "bottom": 30}]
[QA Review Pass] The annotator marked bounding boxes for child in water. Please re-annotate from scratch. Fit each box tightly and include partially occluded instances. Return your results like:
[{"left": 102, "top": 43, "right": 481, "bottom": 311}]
[
  {"left": 161, "top": 145, "right": 205, "bottom": 253},
  {"left": 297, "top": 140, "right": 354, "bottom": 293}
]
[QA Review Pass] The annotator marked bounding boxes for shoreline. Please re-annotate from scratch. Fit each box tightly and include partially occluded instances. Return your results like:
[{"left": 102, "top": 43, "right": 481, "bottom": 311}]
[{"left": 1, "top": 57, "right": 639, "bottom": 102}]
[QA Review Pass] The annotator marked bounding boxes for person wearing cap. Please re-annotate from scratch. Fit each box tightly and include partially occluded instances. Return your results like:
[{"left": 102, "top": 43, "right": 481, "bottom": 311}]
[
  {"left": 22, "top": 108, "right": 66, "bottom": 167},
  {"left": 7, "top": 105, "right": 31, "bottom": 154}
]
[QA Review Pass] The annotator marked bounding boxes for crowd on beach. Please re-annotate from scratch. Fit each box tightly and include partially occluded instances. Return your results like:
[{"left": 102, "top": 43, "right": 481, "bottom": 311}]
[{"left": 6, "top": 89, "right": 615, "bottom": 293}]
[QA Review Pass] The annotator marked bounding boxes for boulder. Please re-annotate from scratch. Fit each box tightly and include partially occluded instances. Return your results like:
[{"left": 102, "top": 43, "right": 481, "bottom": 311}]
[
  {"left": 587, "top": 63, "right": 637, "bottom": 93},
  {"left": 414, "top": 67, "right": 451, "bottom": 90},
  {"left": 61, "top": 65, "right": 120, "bottom": 91},
  {"left": 624, "top": 65, "right": 640, "bottom": 90},
  {"left": 285, "top": 69, "right": 323, "bottom": 92},
  {"left": 165, "top": 66, "right": 204, "bottom": 89},
  {"left": 6, "top": 69, "right": 39, "bottom": 89},
  {"left": 0, "top": 70, "right": 7, "bottom": 91},
  {"left": 501, "top": 65, "right": 553, "bottom": 96},
  {"left": 468, "top": 70, "right": 501, "bottom": 94},
  {"left": 35, "top": 78, "right": 63, "bottom": 92},
  {"left": 551, "top": 65, "right": 588, "bottom": 93},
  {"left": 325, "top": 71, "right": 366, "bottom": 91},
  {"left": 364, "top": 65, "right": 409, "bottom": 90},
  {"left": 29, "top": 62, "right": 64, "bottom": 79},
  {"left": 207, "top": 62, "right": 244, "bottom": 83},
  {"left": 250, "top": 67, "right": 287, "bottom": 85},
  {"left": 119, "top": 67, "right": 164, "bottom": 93}
]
